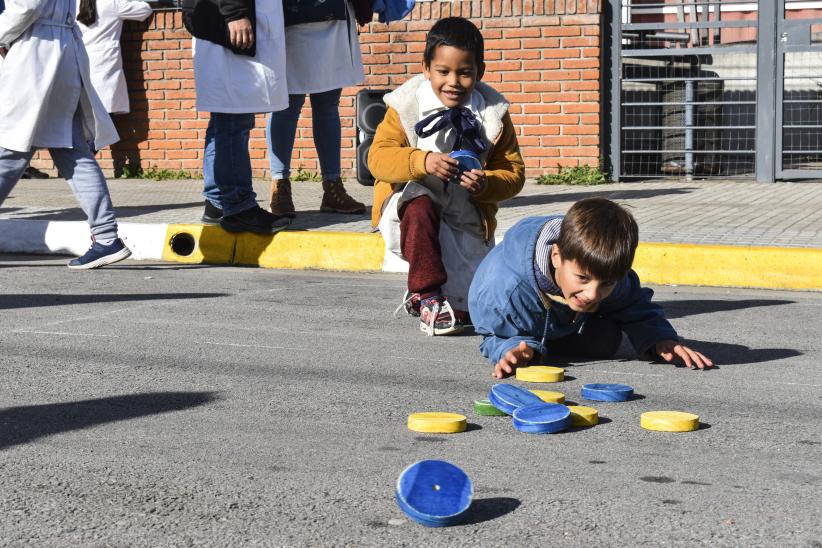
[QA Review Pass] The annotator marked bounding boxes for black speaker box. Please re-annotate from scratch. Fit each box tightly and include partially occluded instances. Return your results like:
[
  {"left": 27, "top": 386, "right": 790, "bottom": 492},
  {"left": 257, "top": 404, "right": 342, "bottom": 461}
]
[{"left": 356, "top": 89, "right": 390, "bottom": 186}]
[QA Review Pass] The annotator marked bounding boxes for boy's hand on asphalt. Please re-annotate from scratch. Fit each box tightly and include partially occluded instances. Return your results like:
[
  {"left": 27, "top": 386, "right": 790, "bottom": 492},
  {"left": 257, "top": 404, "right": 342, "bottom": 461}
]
[
  {"left": 655, "top": 340, "right": 713, "bottom": 370},
  {"left": 460, "top": 169, "right": 486, "bottom": 194},
  {"left": 228, "top": 18, "right": 254, "bottom": 49},
  {"left": 425, "top": 152, "right": 459, "bottom": 181},
  {"left": 493, "top": 341, "right": 534, "bottom": 379}
]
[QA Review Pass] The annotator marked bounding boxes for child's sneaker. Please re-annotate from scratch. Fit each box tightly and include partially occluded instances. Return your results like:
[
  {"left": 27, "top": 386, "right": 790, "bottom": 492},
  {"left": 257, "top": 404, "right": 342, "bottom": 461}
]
[
  {"left": 419, "top": 295, "right": 463, "bottom": 336},
  {"left": 393, "top": 290, "right": 421, "bottom": 317},
  {"left": 67, "top": 238, "right": 131, "bottom": 269}
]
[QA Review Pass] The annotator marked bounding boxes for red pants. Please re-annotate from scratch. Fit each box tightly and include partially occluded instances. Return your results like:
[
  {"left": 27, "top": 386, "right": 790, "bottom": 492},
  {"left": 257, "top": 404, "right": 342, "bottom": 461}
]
[{"left": 399, "top": 195, "right": 447, "bottom": 296}]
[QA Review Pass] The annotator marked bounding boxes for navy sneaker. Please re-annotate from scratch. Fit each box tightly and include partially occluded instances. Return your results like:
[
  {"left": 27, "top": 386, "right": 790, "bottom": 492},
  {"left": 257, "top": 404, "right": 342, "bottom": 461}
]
[
  {"left": 67, "top": 238, "right": 132, "bottom": 270},
  {"left": 220, "top": 205, "right": 291, "bottom": 234},
  {"left": 202, "top": 201, "right": 223, "bottom": 225}
]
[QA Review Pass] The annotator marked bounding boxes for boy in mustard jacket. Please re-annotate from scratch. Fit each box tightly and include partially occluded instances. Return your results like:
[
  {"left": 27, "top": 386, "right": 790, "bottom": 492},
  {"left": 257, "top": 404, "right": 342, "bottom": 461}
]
[{"left": 368, "top": 17, "right": 525, "bottom": 336}]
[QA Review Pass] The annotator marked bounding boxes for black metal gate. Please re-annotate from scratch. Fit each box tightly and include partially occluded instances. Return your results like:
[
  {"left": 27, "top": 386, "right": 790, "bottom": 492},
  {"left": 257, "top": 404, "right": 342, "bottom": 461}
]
[{"left": 608, "top": 0, "right": 822, "bottom": 181}]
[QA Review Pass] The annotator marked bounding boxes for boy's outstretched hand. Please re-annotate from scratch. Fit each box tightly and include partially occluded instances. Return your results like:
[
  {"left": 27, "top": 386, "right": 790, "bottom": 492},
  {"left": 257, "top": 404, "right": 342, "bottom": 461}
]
[
  {"left": 655, "top": 340, "right": 713, "bottom": 370},
  {"left": 493, "top": 341, "right": 534, "bottom": 379},
  {"left": 425, "top": 152, "right": 459, "bottom": 181},
  {"left": 460, "top": 169, "right": 486, "bottom": 194}
]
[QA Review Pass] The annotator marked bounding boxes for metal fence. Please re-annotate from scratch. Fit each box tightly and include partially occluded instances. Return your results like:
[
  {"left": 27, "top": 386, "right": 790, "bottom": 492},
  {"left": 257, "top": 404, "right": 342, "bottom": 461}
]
[{"left": 608, "top": 0, "right": 822, "bottom": 181}]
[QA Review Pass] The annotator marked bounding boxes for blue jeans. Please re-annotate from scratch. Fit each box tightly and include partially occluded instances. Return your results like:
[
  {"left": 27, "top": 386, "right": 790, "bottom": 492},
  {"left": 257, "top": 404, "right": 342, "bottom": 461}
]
[
  {"left": 0, "top": 108, "right": 118, "bottom": 244},
  {"left": 203, "top": 112, "right": 258, "bottom": 216},
  {"left": 266, "top": 88, "right": 342, "bottom": 180}
]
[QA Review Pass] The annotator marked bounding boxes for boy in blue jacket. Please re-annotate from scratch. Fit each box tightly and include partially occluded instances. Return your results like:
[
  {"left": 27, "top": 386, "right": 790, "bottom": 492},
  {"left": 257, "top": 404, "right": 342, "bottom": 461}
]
[{"left": 468, "top": 198, "right": 712, "bottom": 378}]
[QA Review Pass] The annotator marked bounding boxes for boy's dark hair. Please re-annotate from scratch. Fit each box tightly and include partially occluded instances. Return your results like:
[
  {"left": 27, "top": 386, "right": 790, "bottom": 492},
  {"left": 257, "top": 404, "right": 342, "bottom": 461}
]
[
  {"left": 556, "top": 197, "right": 639, "bottom": 281},
  {"left": 424, "top": 17, "right": 485, "bottom": 69}
]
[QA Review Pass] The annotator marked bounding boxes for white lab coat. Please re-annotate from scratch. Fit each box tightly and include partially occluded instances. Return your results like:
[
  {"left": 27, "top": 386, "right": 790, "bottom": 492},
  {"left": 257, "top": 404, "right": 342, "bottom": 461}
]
[
  {"left": 0, "top": 0, "right": 118, "bottom": 152},
  {"left": 283, "top": 3, "right": 363, "bottom": 95},
  {"left": 78, "top": 0, "right": 152, "bottom": 114},
  {"left": 193, "top": 0, "right": 288, "bottom": 114}
]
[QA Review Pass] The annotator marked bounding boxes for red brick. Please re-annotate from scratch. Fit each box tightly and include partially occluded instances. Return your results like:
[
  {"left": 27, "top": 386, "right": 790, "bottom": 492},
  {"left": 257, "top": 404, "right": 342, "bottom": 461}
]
[
  {"left": 563, "top": 36, "right": 598, "bottom": 47},
  {"left": 504, "top": 49, "right": 542, "bottom": 60},
  {"left": 503, "top": 27, "right": 541, "bottom": 38},
  {"left": 563, "top": 58, "right": 599, "bottom": 69},
  {"left": 542, "top": 26, "right": 581, "bottom": 37},
  {"left": 543, "top": 136, "right": 579, "bottom": 146}
]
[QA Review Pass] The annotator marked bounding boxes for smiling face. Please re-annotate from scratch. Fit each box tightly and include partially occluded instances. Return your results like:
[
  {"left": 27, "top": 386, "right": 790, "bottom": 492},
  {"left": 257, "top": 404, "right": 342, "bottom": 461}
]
[
  {"left": 423, "top": 45, "right": 483, "bottom": 108},
  {"left": 550, "top": 246, "right": 618, "bottom": 312}
]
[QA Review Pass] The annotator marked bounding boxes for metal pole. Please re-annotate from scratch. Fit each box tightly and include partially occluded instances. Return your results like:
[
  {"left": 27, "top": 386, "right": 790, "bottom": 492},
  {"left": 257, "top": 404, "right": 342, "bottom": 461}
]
[
  {"left": 609, "top": 0, "right": 622, "bottom": 181},
  {"left": 685, "top": 79, "right": 694, "bottom": 179},
  {"left": 755, "top": 0, "right": 778, "bottom": 182}
]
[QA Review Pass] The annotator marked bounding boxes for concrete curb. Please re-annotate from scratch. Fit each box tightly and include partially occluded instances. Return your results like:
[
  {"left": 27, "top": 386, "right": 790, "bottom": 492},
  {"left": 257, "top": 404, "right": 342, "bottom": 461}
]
[{"left": 1, "top": 219, "right": 820, "bottom": 290}]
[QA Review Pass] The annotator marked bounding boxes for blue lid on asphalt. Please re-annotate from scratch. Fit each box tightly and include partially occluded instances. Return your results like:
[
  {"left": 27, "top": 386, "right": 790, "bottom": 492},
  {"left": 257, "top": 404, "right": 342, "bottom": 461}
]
[
  {"left": 581, "top": 383, "right": 634, "bottom": 402},
  {"left": 512, "top": 403, "right": 572, "bottom": 434},
  {"left": 488, "top": 383, "right": 544, "bottom": 415},
  {"left": 448, "top": 150, "right": 482, "bottom": 184},
  {"left": 395, "top": 460, "right": 473, "bottom": 527}
]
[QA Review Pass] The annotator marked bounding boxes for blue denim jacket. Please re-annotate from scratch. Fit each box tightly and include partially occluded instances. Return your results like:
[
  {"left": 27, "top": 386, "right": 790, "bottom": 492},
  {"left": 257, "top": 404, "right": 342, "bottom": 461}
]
[{"left": 468, "top": 216, "right": 679, "bottom": 365}]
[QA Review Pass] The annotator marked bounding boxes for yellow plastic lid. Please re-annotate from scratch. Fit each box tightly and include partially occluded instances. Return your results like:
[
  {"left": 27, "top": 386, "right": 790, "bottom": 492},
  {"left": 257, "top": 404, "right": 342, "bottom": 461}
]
[
  {"left": 566, "top": 405, "right": 599, "bottom": 427},
  {"left": 515, "top": 366, "right": 564, "bottom": 383},
  {"left": 530, "top": 390, "right": 566, "bottom": 404},
  {"left": 640, "top": 411, "right": 700, "bottom": 432},
  {"left": 407, "top": 412, "right": 467, "bottom": 434}
]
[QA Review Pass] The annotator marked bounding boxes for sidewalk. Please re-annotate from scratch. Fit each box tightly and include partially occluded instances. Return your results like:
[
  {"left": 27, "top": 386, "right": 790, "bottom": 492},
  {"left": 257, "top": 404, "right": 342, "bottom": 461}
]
[{"left": 2, "top": 178, "right": 821, "bottom": 289}]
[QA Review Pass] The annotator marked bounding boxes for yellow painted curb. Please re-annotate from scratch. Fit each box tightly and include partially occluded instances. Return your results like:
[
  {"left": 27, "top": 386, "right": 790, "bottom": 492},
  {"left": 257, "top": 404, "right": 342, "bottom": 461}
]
[
  {"left": 162, "top": 224, "right": 236, "bottom": 265},
  {"left": 235, "top": 231, "right": 384, "bottom": 271},
  {"left": 634, "top": 242, "right": 822, "bottom": 291}
]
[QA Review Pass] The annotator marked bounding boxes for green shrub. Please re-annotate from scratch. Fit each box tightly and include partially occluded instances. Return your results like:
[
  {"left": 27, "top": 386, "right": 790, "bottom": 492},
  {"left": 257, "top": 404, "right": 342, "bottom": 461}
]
[
  {"left": 119, "top": 164, "right": 192, "bottom": 180},
  {"left": 291, "top": 166, "right": 322, "bottom": 182},
  {"left": 536, "top": 165, "right": 608, "bottom": 186}
]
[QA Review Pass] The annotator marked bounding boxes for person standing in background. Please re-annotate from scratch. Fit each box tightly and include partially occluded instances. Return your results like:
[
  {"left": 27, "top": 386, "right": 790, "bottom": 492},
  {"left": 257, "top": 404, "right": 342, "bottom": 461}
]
[
  {"left": 265, "top": 0, "right": 367, "bottom": 218},
  {"left": 191, "top": 0, "right": 292, "bottom": 233},
  {"left": 0, "top": 0, "right": 131, "bottom": 268},
  {"left": 77, "top": 0, "right": 152, "bottom": 116}
]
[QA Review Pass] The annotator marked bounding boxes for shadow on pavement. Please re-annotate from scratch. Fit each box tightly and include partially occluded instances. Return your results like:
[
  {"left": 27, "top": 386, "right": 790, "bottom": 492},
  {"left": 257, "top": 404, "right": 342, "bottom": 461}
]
[
  {"left": 0, "top": 292, "right": 229, "bottom": 310},
  {"left": 658, "top": 299, "right": 795, "bottom": 320},
  {"left": 0, "top": 391, "right": 218, "bottom": 450},
  {"left": 676, "top": 340, "right": 801, "bottom": 365},
  {"left": 10, "top": 201, "right": 205, "bottom": 222},
  {"left": 501, "top": 187, "right": 697, "bottom": 208},
  {"left": 286, "top": 206, "right": 373, "bottom": 231},
  {"left": 463, "top": 497, "right": 521, "bottom": 525}
]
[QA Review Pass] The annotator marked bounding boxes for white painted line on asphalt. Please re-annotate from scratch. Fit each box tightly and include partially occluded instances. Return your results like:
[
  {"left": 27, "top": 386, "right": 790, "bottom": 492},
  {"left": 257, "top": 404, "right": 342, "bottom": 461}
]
[
  {"left": 205, "top": 342, "right": 304, "bottom": 351},
  {"left": 585, "top": 369, "right": 666, "bottom": 378},
  {"left": 387, "top": 355, "right": 455, "bottom": 364},
  {"left": 15, "top": 330, "right": 118, "bottom": 337},
  {"left": 14, "top": 303, "right": 155, "bottom": 331},
  {"left": 774, "top": 381, "right": 822, "bottom": 388}
]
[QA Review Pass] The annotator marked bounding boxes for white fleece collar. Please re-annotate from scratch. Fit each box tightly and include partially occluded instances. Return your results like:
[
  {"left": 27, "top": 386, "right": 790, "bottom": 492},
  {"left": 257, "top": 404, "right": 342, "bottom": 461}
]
[{"left": 383, "top": 74, "right": 509, "bottom": 151}]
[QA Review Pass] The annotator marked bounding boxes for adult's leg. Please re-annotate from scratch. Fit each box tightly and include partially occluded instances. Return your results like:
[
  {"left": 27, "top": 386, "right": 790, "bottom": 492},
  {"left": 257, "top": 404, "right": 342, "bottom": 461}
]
[
  {"left": 202, "top": 114, "right": 220, "bottom": 208},
  {"left": 548, "top": 315, "right": 623, "bottom": 359},
  {"left": 312, "top": 88, "right": 364, "bottom": 214},
  {"left": 0, "top": 147, "right": 34, "bottom": 206},
  {"left": 210, "top": 112, "right": 258, "bottom": 216},
  {"left": 49, "top": 108, "right": 118, "bottom": 244},
  {"left": 399, "top": 195, "right": 447, "bottom": 296},
  {"left": 309, "top": 88, "right": 342, "bottom": 180},
  {"left": 266, "top": 94, "right": 305, "bottom": 179}
]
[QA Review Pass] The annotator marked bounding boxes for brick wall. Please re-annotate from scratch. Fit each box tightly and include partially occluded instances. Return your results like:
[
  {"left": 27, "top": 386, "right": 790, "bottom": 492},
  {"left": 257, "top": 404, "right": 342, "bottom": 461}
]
[{"left": 32, "top": 0, "right": 602, "bottom": 180}]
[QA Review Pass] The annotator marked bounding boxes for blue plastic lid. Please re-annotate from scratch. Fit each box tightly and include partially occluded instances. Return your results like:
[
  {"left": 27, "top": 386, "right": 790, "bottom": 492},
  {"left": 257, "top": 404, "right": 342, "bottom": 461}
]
[
  {"left": 488, "top": 383, "right": 544, "bottom": 415},
  {"left": 581, "top": 383, "right": 635, "bottom": 402},
  {"left": 512, "top": 403, "right": 572, "bottom": 434},
  {"left": 395, "top": 460, "right": 473, "bottom": 527},
  {"left": 448, "top": 150, "right": 482, "bottom": 185}
]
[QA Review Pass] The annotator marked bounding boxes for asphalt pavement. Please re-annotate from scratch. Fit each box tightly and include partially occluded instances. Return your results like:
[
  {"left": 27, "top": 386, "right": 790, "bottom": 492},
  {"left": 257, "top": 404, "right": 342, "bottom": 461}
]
[{"left": 1, "top": 256, "right": 820, "bottom": 546}]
